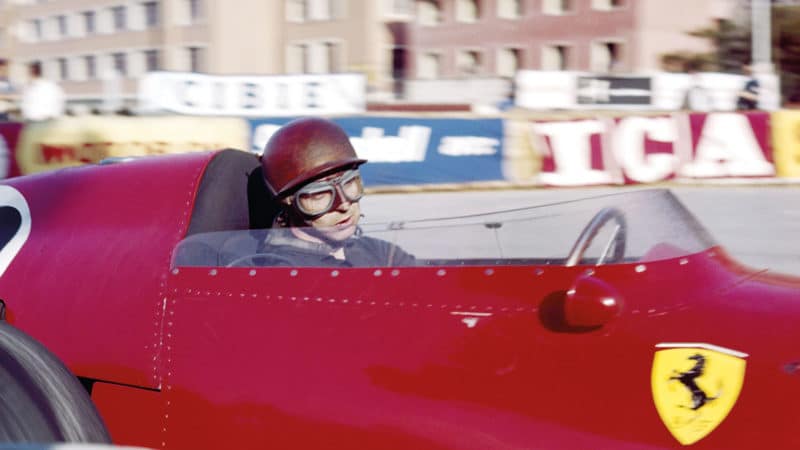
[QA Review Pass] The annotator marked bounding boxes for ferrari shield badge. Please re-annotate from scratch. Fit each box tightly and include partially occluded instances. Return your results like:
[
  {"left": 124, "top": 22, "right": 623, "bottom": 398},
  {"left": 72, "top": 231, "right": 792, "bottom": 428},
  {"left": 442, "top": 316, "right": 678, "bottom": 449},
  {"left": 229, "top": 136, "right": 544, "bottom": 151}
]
[{"left": 651, "top": 343, "right": 747, "bottom": 445}]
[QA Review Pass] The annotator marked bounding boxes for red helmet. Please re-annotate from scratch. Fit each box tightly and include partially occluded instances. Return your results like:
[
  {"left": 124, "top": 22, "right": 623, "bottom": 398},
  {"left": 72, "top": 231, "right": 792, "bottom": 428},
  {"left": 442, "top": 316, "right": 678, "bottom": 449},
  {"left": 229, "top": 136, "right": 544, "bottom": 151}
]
[{"left": 261, "top": 118, "right": 366, "bottom": 198}]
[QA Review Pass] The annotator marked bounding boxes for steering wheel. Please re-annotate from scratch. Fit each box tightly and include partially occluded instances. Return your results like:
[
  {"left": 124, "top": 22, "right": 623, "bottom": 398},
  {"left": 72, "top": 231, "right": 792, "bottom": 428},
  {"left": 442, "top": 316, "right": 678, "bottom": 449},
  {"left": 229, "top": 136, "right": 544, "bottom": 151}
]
[
  {"left": 565, "top": 207, "right": 627, "bottom": 267},
  {"left": 225, "top": 253, "right": 295, "bottom": 268}
]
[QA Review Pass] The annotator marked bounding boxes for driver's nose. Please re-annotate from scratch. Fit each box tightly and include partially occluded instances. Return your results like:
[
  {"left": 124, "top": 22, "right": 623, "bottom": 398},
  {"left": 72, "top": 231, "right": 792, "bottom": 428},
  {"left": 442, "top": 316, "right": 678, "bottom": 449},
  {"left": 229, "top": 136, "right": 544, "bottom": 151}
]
[{"left": 331, "top": 185, "right": 352, "bottom": 212}]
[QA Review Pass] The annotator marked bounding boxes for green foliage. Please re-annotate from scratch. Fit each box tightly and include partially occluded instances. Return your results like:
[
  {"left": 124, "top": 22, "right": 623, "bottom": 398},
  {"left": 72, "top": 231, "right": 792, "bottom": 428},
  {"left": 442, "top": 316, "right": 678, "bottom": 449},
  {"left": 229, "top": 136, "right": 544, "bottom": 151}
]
[{"left": 660, "top": 5, "right": 800, "bottom": 101}]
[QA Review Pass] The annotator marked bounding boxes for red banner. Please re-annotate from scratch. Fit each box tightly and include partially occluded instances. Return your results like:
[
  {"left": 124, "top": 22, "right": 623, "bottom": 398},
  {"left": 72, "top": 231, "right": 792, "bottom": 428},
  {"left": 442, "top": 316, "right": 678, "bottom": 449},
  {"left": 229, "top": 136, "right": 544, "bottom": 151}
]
[
  {"left": 0, "top": 122, "right": 23, "bottom": 179},
  {"left": 531, "top": 112, "right": 774, "bottom": 186}
]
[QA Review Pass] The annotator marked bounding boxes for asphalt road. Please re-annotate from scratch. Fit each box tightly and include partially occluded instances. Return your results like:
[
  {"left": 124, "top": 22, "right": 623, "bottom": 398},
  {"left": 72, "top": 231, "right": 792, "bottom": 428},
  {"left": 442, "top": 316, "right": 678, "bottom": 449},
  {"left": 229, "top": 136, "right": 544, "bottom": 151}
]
[{"left": 361, "top": 185, "right": 800, "bottom": 276}]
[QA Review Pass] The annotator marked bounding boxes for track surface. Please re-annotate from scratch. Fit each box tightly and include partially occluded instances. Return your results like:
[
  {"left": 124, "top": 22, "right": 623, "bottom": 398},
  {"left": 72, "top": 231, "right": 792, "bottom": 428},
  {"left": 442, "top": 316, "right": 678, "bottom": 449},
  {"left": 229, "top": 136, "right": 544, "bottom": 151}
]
[{"left": 362, "top": 185, "right": 800, "bottom": 276}]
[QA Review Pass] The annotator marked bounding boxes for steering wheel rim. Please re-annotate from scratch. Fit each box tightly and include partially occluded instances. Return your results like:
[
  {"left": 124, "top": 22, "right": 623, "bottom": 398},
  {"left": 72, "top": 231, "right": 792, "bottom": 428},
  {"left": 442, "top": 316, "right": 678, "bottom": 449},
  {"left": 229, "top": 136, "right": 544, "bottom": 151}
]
[
  {"left": 225, "top": 253, "right": 295, "bottom": 268},
  {"left": 565, "top": 207, "right": 627, "bottom": 267}
]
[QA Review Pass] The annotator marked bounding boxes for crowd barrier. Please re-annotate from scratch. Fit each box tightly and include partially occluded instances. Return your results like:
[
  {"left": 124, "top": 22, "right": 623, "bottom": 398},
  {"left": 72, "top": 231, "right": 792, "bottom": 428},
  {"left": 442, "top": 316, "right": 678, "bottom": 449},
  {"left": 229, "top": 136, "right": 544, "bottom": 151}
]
[{"left": 0, "top": 110, "right": 799, "bottom": 188}]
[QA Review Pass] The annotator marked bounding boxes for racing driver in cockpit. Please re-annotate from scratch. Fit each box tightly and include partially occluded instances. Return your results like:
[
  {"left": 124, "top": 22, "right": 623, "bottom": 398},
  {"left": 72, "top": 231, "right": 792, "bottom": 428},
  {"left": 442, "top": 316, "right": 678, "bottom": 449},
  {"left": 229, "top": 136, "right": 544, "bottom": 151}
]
[{"left": 258, "top": 117, "right": 415, "bottom": 267}]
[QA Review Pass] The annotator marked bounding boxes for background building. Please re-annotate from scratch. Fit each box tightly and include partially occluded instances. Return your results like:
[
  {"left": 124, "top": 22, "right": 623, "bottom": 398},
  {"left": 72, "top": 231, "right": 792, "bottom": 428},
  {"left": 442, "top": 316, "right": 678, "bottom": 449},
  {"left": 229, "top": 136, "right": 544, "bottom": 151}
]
[
  {"left": 0, "top": 0, "right": 738, "bottom": 111},
  {"left": 408, "top": 0, "right": 733, "bottom": 77},
  {"left": 0, "top": 0, "right": 413, "bottom": 110}
]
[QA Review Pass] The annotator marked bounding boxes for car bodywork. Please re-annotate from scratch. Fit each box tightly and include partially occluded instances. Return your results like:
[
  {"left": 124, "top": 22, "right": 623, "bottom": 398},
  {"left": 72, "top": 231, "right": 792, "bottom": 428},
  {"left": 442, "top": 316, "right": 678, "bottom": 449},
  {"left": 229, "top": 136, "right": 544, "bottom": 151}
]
[{"left": 0, "top": 149, "right": 798, "bottom": 449}]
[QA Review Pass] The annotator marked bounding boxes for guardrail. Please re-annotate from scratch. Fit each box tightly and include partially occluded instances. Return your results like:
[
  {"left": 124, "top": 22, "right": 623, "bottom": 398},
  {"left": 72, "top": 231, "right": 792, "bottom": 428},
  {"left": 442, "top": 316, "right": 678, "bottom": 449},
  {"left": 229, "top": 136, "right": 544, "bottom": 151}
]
[{"left": 1, "top": 109, "right": 799, "bottom": 188}]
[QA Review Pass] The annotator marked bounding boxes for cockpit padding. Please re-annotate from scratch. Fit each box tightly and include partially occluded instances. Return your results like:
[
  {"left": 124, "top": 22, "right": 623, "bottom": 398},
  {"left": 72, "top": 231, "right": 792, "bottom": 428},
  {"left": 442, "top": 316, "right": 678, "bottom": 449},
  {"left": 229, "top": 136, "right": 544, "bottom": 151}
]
[{"left": 185, "top": 149, "right": 280, "bottom": 237}]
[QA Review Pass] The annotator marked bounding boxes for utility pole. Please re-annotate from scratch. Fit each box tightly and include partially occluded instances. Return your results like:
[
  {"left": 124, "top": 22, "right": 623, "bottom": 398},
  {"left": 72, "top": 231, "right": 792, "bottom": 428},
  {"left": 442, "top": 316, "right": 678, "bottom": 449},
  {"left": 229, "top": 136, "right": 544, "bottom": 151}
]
[{"left": 751, "top": 0, "right": 773, "bottom": 73}]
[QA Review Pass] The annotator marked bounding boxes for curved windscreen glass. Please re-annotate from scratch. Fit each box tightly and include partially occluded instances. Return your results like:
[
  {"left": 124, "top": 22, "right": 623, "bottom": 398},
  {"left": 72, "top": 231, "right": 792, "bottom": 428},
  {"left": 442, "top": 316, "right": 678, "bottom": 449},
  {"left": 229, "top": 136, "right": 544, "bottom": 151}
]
[{"left": 172, "top": 189, "right": 717, "bottom": 268}]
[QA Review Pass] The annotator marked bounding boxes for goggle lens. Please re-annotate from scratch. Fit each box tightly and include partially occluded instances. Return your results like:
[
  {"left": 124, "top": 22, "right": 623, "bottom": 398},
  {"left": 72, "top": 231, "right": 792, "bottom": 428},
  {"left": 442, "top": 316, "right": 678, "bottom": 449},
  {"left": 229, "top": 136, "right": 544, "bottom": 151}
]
[{"left": 295, "top": 170, "right": 363, "bottom": 217}]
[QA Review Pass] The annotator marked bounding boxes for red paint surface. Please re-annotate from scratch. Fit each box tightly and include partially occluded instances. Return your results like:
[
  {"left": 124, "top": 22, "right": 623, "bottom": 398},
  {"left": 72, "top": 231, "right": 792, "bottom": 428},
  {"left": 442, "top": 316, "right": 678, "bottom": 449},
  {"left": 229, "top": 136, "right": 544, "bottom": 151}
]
[
  {"left": 150, "top": 249, "right": 799, "bottom": 449},
  {"left": 1, "top": 150, "right": 799, "bottom": 449},
  {"left": 0, "top": 151, "right": 213, "bottom": 388}
]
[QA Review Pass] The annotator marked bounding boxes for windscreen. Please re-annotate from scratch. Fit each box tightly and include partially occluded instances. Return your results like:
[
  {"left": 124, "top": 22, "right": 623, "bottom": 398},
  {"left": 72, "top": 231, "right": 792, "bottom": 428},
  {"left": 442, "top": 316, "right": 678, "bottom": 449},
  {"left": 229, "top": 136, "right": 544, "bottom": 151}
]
[{"left": 172, "top": 189, "right": 717, "bottom": 268}]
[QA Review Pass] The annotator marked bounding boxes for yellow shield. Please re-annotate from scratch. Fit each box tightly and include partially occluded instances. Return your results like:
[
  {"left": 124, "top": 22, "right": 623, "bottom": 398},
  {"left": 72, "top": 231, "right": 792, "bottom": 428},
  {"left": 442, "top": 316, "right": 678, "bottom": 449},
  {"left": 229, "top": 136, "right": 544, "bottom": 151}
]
[{"left": 651, "top": 343, "right": 747, "bottom": 445}]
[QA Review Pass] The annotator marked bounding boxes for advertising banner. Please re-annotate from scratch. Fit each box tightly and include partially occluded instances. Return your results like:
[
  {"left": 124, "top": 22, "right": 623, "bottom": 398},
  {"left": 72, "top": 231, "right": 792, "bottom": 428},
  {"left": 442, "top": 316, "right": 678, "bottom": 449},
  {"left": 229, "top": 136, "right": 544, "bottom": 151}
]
[
  {"left": 513, "top": 112, "right": 774, "bottom": 186},
  {"left": 249, "top": 117, "right": 504, "bottom": 186},
  {"left": 0, "top": 122, "right": 23, "bottom": 179},
  {"left": 138, "top": 71, "right": 366, "bottom": 117},
  {"left": 516, "top": 70, "right": 780, "bottom": 111},
  {"left": 16, "top": 116, "right": 250, "bottom": 175},
  {"left": 576, "top": 76, "right": 651, "bottom": 106},
  {"left": 770, "top": 110, "right": 800, "bottom": 178}
]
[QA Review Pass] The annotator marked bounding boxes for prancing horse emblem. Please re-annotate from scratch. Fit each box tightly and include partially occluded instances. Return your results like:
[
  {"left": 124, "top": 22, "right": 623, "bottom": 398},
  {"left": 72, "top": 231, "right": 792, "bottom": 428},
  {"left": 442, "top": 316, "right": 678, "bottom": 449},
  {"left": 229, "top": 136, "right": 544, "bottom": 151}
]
[
  {"left": 651, "top": 343, "right": 747, "bottom": 445},
  {"left": 669, "top": 353, "right": 720, "bottom": 410}
]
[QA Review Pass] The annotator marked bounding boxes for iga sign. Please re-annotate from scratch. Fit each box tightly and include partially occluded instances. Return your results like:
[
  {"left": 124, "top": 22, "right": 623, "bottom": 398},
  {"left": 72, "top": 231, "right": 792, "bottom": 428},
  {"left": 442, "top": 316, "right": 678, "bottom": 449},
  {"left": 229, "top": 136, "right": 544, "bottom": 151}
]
[
  {"left": 138, "top": 72, "right": 366, "bottom": 117},
  {"left": 530, "top": 112, "right": 774, "bottom": 186}
]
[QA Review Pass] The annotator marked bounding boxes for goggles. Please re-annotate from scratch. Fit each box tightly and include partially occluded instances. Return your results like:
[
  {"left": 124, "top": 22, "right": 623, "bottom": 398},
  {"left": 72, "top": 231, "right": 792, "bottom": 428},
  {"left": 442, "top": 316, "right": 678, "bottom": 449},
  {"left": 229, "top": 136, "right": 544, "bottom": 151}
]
[{"left": 292, "top": 169, "right": 364, "bottom": 218}]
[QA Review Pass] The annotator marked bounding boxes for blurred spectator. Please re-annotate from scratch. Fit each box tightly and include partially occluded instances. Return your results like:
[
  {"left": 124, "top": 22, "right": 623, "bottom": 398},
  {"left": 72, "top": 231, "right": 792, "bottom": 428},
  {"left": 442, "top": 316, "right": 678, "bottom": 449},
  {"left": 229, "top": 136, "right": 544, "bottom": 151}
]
[
  {"left": 0, "top": 58, "right": 15, "bottom": 121},
  {"left": 21, "top": 61, "right": 65, "bottom": 121},
  {"left": 496, "top": 76, "right": 516, "bottom": 112},
  {"left": 736, "top": 64, "right": 760, "bottom": 111},
  {"left": 682, "top": 62, "right": 712, "bottom": 111}
]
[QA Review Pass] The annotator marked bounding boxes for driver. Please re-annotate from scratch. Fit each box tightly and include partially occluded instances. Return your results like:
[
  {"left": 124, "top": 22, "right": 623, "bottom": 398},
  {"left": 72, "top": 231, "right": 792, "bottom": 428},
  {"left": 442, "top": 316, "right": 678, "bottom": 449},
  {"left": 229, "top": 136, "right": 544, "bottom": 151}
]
[{"left": 258, "top": 117, "right": 415, "bottom": 267}]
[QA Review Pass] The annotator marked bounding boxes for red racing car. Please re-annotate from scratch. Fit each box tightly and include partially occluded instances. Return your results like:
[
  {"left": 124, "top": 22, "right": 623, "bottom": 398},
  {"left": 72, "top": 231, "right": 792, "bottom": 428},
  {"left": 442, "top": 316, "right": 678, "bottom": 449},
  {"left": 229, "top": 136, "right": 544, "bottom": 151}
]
[{"left": 0, "top": 149, "right": 798, "bottom": 449}]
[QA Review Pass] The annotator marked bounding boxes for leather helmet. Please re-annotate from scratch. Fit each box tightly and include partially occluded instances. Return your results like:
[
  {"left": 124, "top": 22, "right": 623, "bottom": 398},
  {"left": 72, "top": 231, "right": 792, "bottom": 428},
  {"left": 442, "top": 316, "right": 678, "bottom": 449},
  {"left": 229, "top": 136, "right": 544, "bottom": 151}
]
[{"left": 261, "top": 117, "right": 366, "bottom": 198}]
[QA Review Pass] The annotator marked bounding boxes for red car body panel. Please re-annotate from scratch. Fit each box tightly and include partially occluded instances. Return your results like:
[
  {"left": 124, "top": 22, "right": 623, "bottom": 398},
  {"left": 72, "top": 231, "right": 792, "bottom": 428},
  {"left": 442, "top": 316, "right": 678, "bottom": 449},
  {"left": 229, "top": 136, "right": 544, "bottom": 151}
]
[
  {"left": 0, "top": 151, "right": 211, "bottom": 389},
  {"left": 0, "top": 149, "right": 798, "bottom": 449}
]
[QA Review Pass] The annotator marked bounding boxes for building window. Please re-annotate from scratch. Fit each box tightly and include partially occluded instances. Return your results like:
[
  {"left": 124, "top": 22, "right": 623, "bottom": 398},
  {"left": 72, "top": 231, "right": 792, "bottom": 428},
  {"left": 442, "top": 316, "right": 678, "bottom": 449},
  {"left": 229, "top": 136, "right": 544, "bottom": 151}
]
[
  {"left": 287, "top": 0, "right": 345, "bottom": 21},
  {"left": 111, "top": 6, "right": 127, "bottom": 31},
  {"left": 83, "top": 11, "right": 96, "bottom": 34},
  {"left": 592, "top": 0, "right": 624, "bottom": 10},
  {"left": 57, "top": 57, "right": 68, "bottom": 80},
  {"left": 418, "top": 52, "right": 440, "bottom": 79},
  {"left": 541, "top": 44, "right": 570, "bottom": 70},
  {"left": 287, "top": 43, "right": 309, "bottom": 73},
  {"left": 143, "top": 1, "right": 160, "bottom": 27},
  {"left": 30, "top": 19, "right": 42, "bottom": 40},
  {"left": 144, "top": 49, "right": 160, "bottom": 71},
  {"left": 85, "top": 55, "right": 96, "bottom": 79},
  {"left": 188, "top": 46, "right": 204, "bottom": 72},
  {"left": 324, "top": 41, "right": 341, "bottom": 72},
  {"left": 497, "top": 0, "right": 522, "bottom": 18},
  {"left": 455, "top": 0, "right": 480, "bottom": 22},
  {"left": 383, "top": 0, "right": 413, "bottom": 18},
  {"left": 56, "top": 15, "right": 68, "bottom": 36},
  {"left": 591, "top": 40, "right": 622, "bottom": 72},
  {"left": 497, "top": 47, "right": 521, "bottom": 77},
  {"left": 542, "top": 0, "right": 573, "bottom": 15},
  {"left": 456, "top": 49, "right": 482, "bottom": 75},
  {"left": 188, "top": 0, "right": 203, "bottom": 21},
  {"left": 417, "top": 0, "right": 442, "bottom": 26},
  {"left": 112, "top": 52, "right": 127, "bottom": 76}
]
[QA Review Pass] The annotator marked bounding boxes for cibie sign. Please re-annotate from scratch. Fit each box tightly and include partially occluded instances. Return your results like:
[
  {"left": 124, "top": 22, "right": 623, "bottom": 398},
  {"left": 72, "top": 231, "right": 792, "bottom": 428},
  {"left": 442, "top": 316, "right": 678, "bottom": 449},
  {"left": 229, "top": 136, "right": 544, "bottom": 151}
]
[{"left": 137, "top": 71, "right": 366, "bottom": 116}]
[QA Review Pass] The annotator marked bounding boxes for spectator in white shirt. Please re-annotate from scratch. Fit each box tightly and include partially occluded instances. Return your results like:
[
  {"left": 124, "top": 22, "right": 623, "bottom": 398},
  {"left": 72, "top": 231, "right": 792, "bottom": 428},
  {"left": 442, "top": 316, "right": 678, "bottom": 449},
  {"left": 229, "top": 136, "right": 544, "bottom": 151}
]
[
  {"left": 0, "top": 58, "right": 16, "bottom": 121},
  {"left": 21, "top": 61, "right": 65, "bottom": 121}
]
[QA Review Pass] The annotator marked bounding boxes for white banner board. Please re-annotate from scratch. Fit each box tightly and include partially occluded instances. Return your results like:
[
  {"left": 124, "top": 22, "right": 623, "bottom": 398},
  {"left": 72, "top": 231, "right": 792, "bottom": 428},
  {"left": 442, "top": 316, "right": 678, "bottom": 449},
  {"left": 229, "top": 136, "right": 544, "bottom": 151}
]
[
  {"left": 515, "top": 70, "right": 780, "bottom": 111},
  {"left": 137, "top": 72, "right": 366, "bottom": 116}
]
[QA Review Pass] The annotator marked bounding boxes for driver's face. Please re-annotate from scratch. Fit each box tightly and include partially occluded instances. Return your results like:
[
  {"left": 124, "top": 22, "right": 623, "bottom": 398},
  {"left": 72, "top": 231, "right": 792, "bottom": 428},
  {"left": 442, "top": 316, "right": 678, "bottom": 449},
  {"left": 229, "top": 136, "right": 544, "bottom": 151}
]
[
  {"left": 305, "top": 192, "right": 361, "bottom": 242},
  {"left": 285, "top": 171, "right": 362, "bottom": 242}
]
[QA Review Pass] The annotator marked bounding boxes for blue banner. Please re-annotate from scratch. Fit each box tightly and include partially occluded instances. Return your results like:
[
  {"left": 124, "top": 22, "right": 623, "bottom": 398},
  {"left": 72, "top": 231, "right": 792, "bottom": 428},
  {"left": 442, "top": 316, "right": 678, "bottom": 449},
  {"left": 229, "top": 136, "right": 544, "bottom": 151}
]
[{"left": 249, "top": 116, "right": 504, "bottom": 186}]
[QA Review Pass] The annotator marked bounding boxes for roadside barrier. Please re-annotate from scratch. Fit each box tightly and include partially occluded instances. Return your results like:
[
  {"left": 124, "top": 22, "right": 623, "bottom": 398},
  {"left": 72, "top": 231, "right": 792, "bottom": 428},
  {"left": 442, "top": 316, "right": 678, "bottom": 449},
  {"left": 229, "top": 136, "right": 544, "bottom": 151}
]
[{"left": 1, "top": 110, "right": 798, "bottom": 187}]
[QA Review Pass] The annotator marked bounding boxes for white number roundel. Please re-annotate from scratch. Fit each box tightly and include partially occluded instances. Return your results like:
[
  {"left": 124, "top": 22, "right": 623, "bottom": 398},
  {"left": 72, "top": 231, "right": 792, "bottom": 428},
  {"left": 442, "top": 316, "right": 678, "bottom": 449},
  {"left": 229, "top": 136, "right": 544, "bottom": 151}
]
[{"left": 0, "top": 185, "right": 31, "bottom": 277}]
